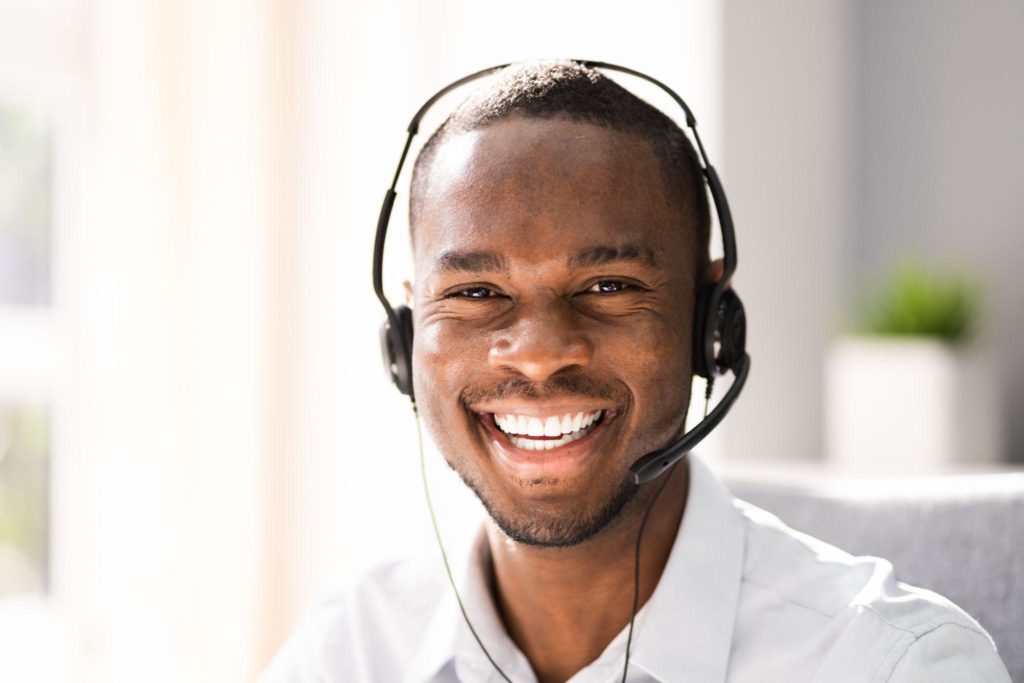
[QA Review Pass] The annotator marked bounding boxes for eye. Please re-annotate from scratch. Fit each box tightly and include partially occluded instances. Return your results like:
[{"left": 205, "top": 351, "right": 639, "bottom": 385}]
[
  {"left": 587, "top": 280, "right": 633, "bottom": 294},
  {"left": 449, "top": 286, "right": 497, "bottom": 299}
]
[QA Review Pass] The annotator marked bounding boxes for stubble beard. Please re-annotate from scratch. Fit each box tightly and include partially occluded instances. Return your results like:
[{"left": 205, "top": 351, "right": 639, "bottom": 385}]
[{"left": 448, "top": 460, "right": 639, "bottom": 548}]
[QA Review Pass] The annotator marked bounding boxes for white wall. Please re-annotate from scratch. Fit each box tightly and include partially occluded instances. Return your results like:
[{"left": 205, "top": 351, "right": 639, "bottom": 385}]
[
  {"left": 720, "top": 0, "right": 852, "bottom": 462},
  {"left": 719, "top": 0, "right": 1023, "bottom": 465},
  {"left": 852, "top": 0, "right": 1024, "bottom": 462}
]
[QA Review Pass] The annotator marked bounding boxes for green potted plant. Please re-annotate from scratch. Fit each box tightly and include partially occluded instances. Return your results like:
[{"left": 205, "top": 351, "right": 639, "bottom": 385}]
[
  {"left": 860, "top": 264, "right": 976, "bottom": 343},
  {"left": 825, "top": 262, "right": 1002, "bottom": 472}
]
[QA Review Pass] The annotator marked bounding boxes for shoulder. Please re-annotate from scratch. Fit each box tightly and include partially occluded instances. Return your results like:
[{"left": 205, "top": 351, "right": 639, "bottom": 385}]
[
  {"left": 259, "top": 555, "right": 447, "bottom": 683},
  {"left": 730, "top": 500, "right": 1010, "bottom": 682},
  {"left": 884, "top": 621, "right": 1011, "bottom": 682}
]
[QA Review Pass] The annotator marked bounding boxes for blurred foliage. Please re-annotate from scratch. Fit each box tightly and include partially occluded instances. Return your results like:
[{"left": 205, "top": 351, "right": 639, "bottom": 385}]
[
  {"left": 858, "top": 262, "right": 979, "bottom": 343},
  {"left": 0, "top": 403, "right": 50, "bottom": 596}
]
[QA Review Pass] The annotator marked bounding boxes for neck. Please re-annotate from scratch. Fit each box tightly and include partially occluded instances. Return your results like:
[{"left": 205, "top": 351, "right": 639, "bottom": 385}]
[{"left": 485, "top": 460, "right": 689, "bottom": 683}]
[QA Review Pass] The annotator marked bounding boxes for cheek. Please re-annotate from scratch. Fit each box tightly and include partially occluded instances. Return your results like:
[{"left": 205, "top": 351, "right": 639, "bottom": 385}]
[
  {"left": 414, "top": 318, "right": 479, "bottom": 387},
  {"left": 411, "top": 319, "right": 483, "bottom": 438},
  {"left": 598, "top": 313, "right": 693, "bottom": 437},
  {"left": 601, "top": 306, "right": 691, "bottom": 375}
]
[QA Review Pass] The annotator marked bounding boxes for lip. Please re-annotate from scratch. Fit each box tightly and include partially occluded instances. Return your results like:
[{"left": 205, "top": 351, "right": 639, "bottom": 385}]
[
  {"left": 475, "top": 408, "right": 619, "bottom": 479},
  {"left": 473, "top": 401, "right": 614, "bottom": 418}
]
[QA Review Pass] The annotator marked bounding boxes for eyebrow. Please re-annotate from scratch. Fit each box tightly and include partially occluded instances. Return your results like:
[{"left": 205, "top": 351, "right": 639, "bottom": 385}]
[
  {"left": 434, "top": 250, "right": 510, "bottom": 274},
  {"left": 568, "top": 243, "right": 658, "bottom": 269},
  {"left": 432, "top": 242, "right": 659, "bottom": 274}
]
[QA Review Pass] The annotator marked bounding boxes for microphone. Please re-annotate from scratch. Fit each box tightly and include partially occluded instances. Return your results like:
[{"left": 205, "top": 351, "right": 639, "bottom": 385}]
[{"left": 629, "top": 354, "right": 750, "bottom": 485}]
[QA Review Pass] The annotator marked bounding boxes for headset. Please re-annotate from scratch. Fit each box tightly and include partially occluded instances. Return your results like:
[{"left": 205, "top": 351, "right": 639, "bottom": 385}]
[{"left": 372, "top": 60, "right": 750, "bottom": 487}]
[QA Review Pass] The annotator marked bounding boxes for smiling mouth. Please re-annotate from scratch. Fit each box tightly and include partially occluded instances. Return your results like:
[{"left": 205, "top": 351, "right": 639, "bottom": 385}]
[{"left": 487, "top": 410, "right": 606, "bottom": 451}]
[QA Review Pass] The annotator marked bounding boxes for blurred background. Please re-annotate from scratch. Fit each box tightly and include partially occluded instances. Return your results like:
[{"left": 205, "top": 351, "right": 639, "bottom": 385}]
[{"left": 0, "top": 0, "right": 1021, "bottom": 680}]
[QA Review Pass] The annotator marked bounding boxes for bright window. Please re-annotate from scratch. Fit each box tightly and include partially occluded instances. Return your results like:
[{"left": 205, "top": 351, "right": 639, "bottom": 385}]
[
  {"left": 0, "top": 0, "right": 78, "bottom": 633},
  {"left": 0, "top": 102, "right": 52, "bottom": 307}
]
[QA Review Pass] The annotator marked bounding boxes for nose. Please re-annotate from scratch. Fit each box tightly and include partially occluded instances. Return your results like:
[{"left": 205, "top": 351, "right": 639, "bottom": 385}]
[{"left": 488, "top": 299, "right": 594, "bottom": 383}]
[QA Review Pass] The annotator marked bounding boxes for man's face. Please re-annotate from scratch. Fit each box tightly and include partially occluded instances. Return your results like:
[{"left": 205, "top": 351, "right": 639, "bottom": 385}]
[{"left": 411, "top": 116, "right": 699, "bottom": 547}]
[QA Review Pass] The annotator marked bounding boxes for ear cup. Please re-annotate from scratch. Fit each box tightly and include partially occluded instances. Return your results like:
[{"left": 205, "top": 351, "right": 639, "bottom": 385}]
[
  {"left": 379, "top": 305, "right": 415, "bottom": 398},
  {"left": 692, "top": 284, "right": 747, "bottom": 378},
  {"left": 715, "top": 289, "right": 747, "bottom": 374},
  {"left": 692, "top": 283, "right": 716, "bottom": 379}
]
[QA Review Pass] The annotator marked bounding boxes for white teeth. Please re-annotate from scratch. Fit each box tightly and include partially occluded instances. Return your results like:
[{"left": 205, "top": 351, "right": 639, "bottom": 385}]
[
  {"left": 508, "top": 417, "right": 600, "bottom": 450},
  {"left": 494, "top": 409, "right": 605, "bottom": 449}
]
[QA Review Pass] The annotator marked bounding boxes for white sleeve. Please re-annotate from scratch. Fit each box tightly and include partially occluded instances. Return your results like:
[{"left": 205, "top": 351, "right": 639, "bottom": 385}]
[{"left": 886, "top": 622, "right": 1011, "bottom": 683}]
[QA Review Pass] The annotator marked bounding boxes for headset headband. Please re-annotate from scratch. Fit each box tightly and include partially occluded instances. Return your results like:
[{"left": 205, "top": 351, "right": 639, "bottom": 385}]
[{"left": 373, "top": 61, "right": 749, "bottom": 484}]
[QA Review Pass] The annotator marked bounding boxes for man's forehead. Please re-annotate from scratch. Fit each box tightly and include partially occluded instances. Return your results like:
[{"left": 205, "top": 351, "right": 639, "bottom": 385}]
[
  {"left": 412, "top": 116, "right": 691, "bottom": 277},
  {"left": 422, "top": 129, "right": 485, "bottom": 191},
  {"left": 420, "top": 121, "right": 673, "bottom": 221},
  {"left": 423, "top": 116, "right": 655, "bottom": 186}
]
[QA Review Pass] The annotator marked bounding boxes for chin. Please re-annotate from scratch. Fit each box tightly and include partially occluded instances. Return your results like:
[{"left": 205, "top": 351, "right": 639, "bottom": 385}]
[{"left": 450, "top": 455, "right": 638, "bottom": 548}]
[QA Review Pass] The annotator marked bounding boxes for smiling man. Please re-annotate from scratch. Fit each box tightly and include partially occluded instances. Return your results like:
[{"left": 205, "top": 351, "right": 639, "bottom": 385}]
[
  {"left": 413, "top": 112, "right": 698, "bottom": 549},
  {"left": 262, "top": 61, "right": 1010, "bottom": 682}
]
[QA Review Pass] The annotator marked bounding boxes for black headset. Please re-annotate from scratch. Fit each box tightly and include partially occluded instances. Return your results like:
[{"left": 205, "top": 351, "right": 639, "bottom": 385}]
[{"left": 373, "top": 60, "right": 750, "bottom": 486}]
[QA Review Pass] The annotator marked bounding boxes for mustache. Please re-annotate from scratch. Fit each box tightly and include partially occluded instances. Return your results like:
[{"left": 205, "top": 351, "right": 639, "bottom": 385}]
[{"left": 462, "top": 372, "right": 630, "bottom": 407}]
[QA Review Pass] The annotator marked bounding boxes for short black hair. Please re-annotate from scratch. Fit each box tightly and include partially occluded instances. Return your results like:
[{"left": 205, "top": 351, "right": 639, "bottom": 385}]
[{"left": 409, "top": 59, "right": 710, "bottom": 267}]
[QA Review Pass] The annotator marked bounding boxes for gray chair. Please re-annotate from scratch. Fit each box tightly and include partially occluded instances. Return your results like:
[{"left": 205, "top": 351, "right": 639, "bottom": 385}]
[{"left": 726, "top": 472, "right": 1024, "bottom": 682}]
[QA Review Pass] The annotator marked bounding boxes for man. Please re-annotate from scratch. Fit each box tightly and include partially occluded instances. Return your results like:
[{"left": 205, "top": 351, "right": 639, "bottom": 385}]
[{"left": 263, "top": 60, "right": 1010, "bottom": 682}]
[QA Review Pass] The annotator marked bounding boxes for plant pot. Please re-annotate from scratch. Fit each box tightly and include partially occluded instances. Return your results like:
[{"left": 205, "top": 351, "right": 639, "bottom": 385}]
[{"left": 825, "top": 336, "right": 1003, "bottom": 473}]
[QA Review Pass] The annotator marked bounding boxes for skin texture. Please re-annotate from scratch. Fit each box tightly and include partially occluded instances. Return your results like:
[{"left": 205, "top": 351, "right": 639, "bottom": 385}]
[{"left": 410, "top": 115, "right": 715, "bottom": 682}]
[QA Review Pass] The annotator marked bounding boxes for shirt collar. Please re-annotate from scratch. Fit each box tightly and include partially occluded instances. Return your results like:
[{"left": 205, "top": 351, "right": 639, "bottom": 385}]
[
  {"left": 405, "top": 529, "right": 535, "bottom": 683},
  {"left": 625, "top": 453, "right": 746, "bottom": 683},
  {"left": 406, "top": 453, "right": 747, "bottom": 683}
]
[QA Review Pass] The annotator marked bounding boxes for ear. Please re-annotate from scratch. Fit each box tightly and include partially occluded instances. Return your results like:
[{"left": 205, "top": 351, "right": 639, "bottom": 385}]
[
  {"left": 704, "top": 258, "right": 725, "bottom": 285},
  {"left": 403, "top": 280, "right": 414, "bottom": 306}
]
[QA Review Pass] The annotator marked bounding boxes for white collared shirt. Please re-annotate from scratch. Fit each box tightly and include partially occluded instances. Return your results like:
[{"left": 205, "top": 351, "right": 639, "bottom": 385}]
[{"left": 262, "top": 455, "right": 1011, "bottom": 682}]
